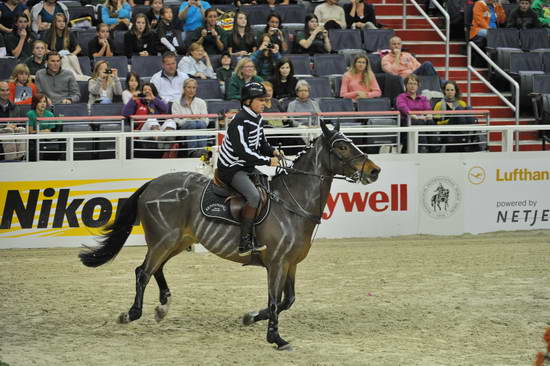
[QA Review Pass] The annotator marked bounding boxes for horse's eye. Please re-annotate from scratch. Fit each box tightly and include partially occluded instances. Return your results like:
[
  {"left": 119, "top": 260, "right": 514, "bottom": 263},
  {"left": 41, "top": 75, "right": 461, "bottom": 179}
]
[{"left": 339, "top": 145, "right": 348, "bottom": 151}]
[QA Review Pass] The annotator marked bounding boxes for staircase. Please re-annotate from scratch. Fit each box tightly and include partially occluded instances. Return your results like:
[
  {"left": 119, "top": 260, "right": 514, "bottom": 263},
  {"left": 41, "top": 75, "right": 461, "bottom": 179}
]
[{"left": 370, "top": 0, "right": 542, "bottom": 151}]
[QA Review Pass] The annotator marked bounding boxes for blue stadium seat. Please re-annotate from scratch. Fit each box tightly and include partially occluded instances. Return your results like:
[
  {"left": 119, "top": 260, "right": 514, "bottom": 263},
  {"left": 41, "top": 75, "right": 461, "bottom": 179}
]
[
  {"left": 131, "top": 56, "right": 162, "bottom": 77},
  {"left": 299, "top": 77, "right": 332, "bottom": 98},
  {"left": 328, "top": 29, "right": 363, "bottom": 52},
  {"left": 62, "top": 123, "right": 94, "bottom": 160},
  {"left": 0, "top": 58, "right": 18, "bottom": 79},
  {"left": 363, "top": 29, "right": 395, "bottom": 53},
  {"left": 75, "top": 30, "right": 97, "bottom": 57},
  {"left": 94, "top": 56, "right": 129, "bottom": 78},
  {"left": 54, "top": 103, "right": 89, "bottom": 117},
  {"left": 318, "top": 97, "right": 354, "bottom": 113},
  {"left": 240, "top": 5, "right": 273, "bottom": 26},
  {"left": 77, "top": 81, "right": 89, "bottom": 104},
  {"left": 112, "top": 30, "right": 126, "bottom": 56},
  {"left": 276, "top": 4, "right": 306, "bottom": 24},
  {"left": 357, "top": 97, "right": 392, "bottom": 112},
  {"left": 207, "top": 100, "right": 240, "bottom": 115},
  {"left": 286, "top": 54, "right": 312, "bottom": 76},
  {"left": 78, "top": 56, "right": 92, "bottom": 76},
  {"left": 196, "top": 79, "right": 224, "bottom": 100},
  {"left": 313, "top": 54, "right": 346, "bottom": 77},
  {"left": 520, "top": 29, "right": 550, "bottom": 51},
  {"left": 90, "top": 103, "right": 124, "bottom": 117}
]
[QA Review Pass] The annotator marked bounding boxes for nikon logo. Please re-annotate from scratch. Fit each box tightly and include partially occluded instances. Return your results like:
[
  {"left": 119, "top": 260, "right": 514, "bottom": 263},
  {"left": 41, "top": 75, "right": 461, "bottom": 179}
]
[{"left": 0, "top": 188, "right": 131, "bottom": 230}]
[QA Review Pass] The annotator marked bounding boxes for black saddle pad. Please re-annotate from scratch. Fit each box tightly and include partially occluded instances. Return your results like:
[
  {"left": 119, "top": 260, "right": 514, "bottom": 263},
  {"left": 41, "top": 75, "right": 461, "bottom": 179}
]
[{"left": 199, "top": 180, "right": 271, "bottom": 225}]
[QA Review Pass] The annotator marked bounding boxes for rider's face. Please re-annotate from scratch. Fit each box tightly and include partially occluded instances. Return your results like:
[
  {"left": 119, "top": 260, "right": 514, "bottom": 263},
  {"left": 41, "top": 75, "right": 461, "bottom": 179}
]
[{"left": 248, "top": 97, "right": 268, "bottom": 114}]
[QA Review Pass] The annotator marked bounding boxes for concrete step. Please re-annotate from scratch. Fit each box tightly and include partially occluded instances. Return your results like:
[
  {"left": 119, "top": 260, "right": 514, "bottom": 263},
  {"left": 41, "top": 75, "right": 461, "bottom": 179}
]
[
  {"left": 396, "top": 29, "right": 445, "bottom": 42},
  {"left": 377, "top": 4, "right": 426, "bottom": 16},
  {"left": 378, "top": 16, "right": 443, "bottom": 29},
  {"left": 403, "top": 42, "right": 464, "bottom": 54},
  {"left": 456, "top": 80, "right": 491, "bottom": 93},
  {"left": 417, "top": 54, "right": 467, "bottom": 67}
]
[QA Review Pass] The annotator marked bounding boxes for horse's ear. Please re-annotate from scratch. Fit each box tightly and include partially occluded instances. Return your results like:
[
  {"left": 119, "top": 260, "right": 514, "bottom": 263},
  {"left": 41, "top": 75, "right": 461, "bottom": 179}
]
[
  {"left": 334, "top": 120, "right": 340, "bottom": 132},
  {"left": 320, "top": 119, "right": 331, "bottom": 137}
]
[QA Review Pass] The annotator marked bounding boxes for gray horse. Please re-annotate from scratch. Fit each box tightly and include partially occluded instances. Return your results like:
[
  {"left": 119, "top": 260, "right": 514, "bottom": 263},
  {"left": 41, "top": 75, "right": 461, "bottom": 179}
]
[{"left": 79, "top": 120, "right": 381, "bottom": 350}]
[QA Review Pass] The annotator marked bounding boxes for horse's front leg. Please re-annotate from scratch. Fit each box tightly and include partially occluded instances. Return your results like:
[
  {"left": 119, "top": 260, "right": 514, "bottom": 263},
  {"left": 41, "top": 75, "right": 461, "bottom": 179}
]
[
  {"left": 243, "top": 264, "right": 296, "bottom": 325},
  {"left": 265, "top": 265, "right": 292, "bottom": 350}
]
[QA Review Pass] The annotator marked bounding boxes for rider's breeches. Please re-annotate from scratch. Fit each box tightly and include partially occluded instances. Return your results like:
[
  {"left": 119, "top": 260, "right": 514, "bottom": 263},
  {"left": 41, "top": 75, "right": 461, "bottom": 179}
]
[{"left": 231, "top": 170, "right": 260, "bottom": 208}]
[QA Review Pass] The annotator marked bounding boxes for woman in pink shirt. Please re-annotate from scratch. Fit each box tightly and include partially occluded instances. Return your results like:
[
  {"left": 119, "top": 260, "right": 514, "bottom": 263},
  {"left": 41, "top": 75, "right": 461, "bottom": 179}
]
[{"left": 340, "top": 55, "right": 381, "bottom": 101}]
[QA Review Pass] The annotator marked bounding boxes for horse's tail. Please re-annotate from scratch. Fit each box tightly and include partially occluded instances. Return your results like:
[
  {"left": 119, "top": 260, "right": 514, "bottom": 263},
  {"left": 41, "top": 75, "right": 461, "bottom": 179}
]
[{"left": 79, "top": 181, "right": 151, "bottom": 268}]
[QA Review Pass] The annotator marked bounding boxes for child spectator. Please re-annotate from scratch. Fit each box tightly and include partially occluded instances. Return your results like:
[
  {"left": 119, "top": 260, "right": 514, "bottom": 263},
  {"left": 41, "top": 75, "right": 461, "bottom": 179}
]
[
  {"left": 0, "top": 0, "right": 30, "bottom": 35},
  {"left": 6, "top": 14, "right": 36, "bottom": 60},
  {"left": 101, "top": 0, "right": 132, "bottom": 31},
  {"left": 506, "top": 0, "right": 541, "bottom": 28},
  {"left": 88, "top": 61, "right": 123, "bottom": 105},
  {"left": 228, "top": 11, "right": 256, "bottom": 57},
  {"left": 88, "top": 23, "right": 114, "bottom": 57},
  {"left": 28, "top": 93, "right": 55, "bottom": 133},
  {"left": 146, "top": 0, "right": 163, "bottom": 28},
  {"left": 216, "top": 52, "right": 233, "bottom": 85},
  {"left": 124, "top": 13, "right": 158, "bottom": 57},
  {"left": 41, "top": 13, "right": 80, "bottom": 55},
  {"left": 122, "top": 71, "right": 142, "bottom": 104},
  {"left": 24, "top": 40, "right": 47, "bottom": 76},
  {"left": 8, "top": 64, "right": 37, "bottom": 105},
  {"left": 157, "top": 7, "right": 184, "bottom": 54},
  {"left": 340, "top": 55, "right": 381, "bottom": 101}
]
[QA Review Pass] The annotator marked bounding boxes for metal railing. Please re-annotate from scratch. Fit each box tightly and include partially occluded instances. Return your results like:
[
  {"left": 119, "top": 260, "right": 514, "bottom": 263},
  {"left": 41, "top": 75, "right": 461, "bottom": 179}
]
[{"left": 403, "top": 0, "right": 450, "bottom": 80}]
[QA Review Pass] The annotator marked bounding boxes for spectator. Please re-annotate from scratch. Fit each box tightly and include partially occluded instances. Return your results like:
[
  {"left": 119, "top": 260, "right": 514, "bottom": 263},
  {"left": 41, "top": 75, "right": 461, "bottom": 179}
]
[
  {"left": 396, "top": 74, "right": 433, "bottom": 152},
  {"left": 340, "top": 55, "right": 381, "bottom": 101},
  {"left": 228, "top": 11, "right": 256, "bottom": 57},
  {"left": 532, "top": 0, "right": 550, "bottom": 27},
  {"left": 226, "top": 57, "right": 263, "bottom": 100},
  {"left": 8, "top": 64, "right": 38, "bottom": 105},
  {"left": 0, "top": 80, "right": 25, "bottom": 161},
  {"left": 287, "top": 79, "right": 320, "bottom": 122},
  {"left": 152, "top": 51, "right": 189, "bottom": 103},
  {"left": 250, "top": 33, "right": 282, "bottom": 80},
  {"left": 171, "top": 78, "right": 209, "bottom": 156},
  {"left": 88, "top": 23, "right": 114, "bottom": 57},
  {"left": 156, "top": 7, "right": 184, "bottom": 54},
  {"left": 272, "top": 58, "right": 297, "bottom": 101},
  {"left": 216, "top": 52, "right": 234, "bottom": 88},
  {"left": 27, "top": 93, "right": 55, "bottom": 133},
  {"left": 134, "top": 117, "right": 178, "bottom": 158},
  {"left": 189, "top": 8, "right": 227, "bottom": 55},
  {"left": 178, "top": 0, "right": 211, "bottom": 33},
  {"left": 263, "top": 13, "right": 288, "bottom": 53},
  {"left": 122, "top": 71, "right": 142, "bottom": 104},
  {"left": 0, "top": 0, "right": 30, "bottom": 35},
  {"left": 469, "top": 0, "right": 506, "bottom": 40},
  {"left": 30, "top": 0, "right": 69, "bottom": 33},
  {"left": 178, "top": 42, "right": 216, "bottom": 79},
  {"left": 41, "top": 13, "right": 80, "bottom": 55},
  {"left": 6, "top": 14, "right": 36, "bottom": 60},
  {"left": 0, "top": 33, "right": 6, "bottom": 56},
  {"left": 296, "top": 14, "right": 331, "bottom": 55},
  {"left": 0, "top": 80, "right": 17, "bottom": 117},
  {"left": 344, "top": 0, "right": 378, "bottom": 29},
  {"left": 122, "top": 82, "right": 169, "bottom": 129},
  {"left": 24, "top": 39, "right": 47, "bottom": 76},
  {"left": 101, "top": 0, "right": 132, "bottom": 31},
  {"left": 146, "top": 0, "right": 163, "bottom": 28},
  {"left": 262, "top": 80, "right": 283, "bottom": 113},
  {"left": 124, "top": 13, "right": 158, "bottom": 57},
  {"left": 88, "top": 61, "right": 123, "bottom": 105},
  {"left": 382, "top": 36, "right": 438, "bottom": 78},
  {"left": 35, "top": 51, "right": 80, "bottom": 104},
  {"left": 314, "top": 0, "right": 347, "bottom": 30},
  {"left": 507, "top": 0, "right": 541, "bottom": 28}
]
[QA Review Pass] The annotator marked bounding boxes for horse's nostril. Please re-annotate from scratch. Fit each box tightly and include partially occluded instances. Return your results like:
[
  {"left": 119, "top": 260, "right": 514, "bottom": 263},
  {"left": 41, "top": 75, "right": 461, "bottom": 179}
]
[{"left": 371, "top": 168, "right": 381, "bottom": 177}]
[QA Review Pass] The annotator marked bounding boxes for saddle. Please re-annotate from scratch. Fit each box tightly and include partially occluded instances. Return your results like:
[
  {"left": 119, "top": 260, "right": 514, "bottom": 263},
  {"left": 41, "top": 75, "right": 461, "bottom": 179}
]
[{"left": 199, "top": 169, "right": 271, "bottom": 225}]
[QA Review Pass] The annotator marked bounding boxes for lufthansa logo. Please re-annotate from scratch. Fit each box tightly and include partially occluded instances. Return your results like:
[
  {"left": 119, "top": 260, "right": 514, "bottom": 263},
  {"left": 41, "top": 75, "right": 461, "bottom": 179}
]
[
  {"left": 422, "top": 176, "right": 461, "bottom": 219},
  {"left": 468, "top": 166, "right": 486, "bottom": 185}
]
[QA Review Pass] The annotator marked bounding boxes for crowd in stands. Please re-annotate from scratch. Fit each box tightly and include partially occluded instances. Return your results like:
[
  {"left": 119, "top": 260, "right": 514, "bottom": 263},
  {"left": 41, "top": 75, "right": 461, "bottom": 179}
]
[{"left": 3, "top": 0, "right": 539, "bottom": 160}]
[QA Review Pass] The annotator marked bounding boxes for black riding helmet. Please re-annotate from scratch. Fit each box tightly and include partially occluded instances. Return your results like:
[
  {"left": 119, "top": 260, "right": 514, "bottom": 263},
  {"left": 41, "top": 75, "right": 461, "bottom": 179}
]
[{"left": 241, "top": 82, "right": 268, "bottom": 106}]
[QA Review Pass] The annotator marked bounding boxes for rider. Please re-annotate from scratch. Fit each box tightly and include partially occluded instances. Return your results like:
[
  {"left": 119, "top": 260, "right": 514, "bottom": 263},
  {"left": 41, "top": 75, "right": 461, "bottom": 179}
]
[{"left": 217, "top": 82, "right": 282, "bottom": 256}]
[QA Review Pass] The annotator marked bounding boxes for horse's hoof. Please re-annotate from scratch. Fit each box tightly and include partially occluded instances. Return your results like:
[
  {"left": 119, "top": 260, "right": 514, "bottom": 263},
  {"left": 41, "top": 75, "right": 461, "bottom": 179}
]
[
  {"left": 277, "top": 343, "right": 293, "bottom": 351},
  {"left": 155, "top": 305, "right": 168, "bottom": 323},
  {"left": 118, "top": 312, "right": 130, "bottom": 324},
  {"left": 242, "top": 311, "right": 259, "bottom": 326}
]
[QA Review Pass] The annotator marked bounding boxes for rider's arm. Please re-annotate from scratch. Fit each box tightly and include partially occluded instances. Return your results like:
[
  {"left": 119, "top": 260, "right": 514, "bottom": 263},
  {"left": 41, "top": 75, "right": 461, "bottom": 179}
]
[{"left": 226, "top": 121, "right": 272, "bottom": 166}]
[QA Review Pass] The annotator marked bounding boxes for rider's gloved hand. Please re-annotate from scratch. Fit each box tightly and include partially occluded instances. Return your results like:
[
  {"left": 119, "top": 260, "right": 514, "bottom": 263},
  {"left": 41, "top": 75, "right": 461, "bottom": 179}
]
[{"left": 270, "top": 157, "right": 280, "bottom": 167}]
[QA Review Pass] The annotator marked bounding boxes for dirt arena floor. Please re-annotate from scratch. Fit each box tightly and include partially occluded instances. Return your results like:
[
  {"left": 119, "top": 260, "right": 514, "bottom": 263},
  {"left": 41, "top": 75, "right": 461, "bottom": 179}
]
[{"left": 1, "top": 230, "right": 550, "bottom": 366}]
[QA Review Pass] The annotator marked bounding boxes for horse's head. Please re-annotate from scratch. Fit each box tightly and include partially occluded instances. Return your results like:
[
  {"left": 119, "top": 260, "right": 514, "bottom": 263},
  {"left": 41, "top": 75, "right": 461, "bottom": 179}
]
[{"left": 320, "top": 120, "right": 381, "bottom": 185}]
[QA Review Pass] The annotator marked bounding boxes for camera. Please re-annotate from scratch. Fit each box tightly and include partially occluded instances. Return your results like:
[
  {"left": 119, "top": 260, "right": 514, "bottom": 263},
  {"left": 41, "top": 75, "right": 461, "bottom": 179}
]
[
  {"left": 105, "top": 69, "right": 113, "bottom": 74},
  {"left": 267, "top": 43, "right": 274, "bottom": 49}
]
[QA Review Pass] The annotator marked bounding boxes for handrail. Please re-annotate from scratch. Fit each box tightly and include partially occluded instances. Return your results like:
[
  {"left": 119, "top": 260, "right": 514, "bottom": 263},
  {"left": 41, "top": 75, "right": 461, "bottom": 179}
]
[
  {"left": 403, "top": 0, "right": 450, "bottom": 80},
  {"left": 466, "top": 41, "right": 520, "bottom": 150}
]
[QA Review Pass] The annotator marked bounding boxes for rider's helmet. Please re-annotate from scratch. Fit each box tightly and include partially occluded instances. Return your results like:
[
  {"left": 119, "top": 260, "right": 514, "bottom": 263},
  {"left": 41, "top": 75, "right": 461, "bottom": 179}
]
[{"left": 241, "top": 82, "right": 268, "bottom": 105}]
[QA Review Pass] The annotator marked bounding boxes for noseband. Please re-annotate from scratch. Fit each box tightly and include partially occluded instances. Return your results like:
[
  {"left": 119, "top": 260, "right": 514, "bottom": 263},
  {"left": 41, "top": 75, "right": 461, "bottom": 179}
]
[{"left": 327, "top": 133, "right": 369, "bottom": 184}]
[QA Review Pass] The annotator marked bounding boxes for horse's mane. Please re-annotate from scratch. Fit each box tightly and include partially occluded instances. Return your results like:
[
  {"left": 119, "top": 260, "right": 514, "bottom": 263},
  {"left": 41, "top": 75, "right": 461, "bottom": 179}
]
[{"left": 273, "top": 136, "right": 322, "bottom": 178}]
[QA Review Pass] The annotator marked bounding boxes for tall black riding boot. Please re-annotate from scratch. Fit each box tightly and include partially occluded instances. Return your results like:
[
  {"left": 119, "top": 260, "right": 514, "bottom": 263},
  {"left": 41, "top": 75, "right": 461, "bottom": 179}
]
[{"left": 238, "top": 204, "right": 266, "bottom": 256}]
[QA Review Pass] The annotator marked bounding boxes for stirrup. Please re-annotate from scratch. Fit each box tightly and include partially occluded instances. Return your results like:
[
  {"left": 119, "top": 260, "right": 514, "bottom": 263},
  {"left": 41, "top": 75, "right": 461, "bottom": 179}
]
[
  {"left": 238, "top": 235, "right": 253, "bottom": 257},
  {"left": 253, "top": 242, "right": 267, "bottom": 252}
]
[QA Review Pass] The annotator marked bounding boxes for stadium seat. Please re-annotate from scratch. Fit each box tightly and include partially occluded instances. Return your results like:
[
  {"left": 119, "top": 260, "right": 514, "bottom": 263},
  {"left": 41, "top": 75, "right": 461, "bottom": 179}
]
[
  {"left": 340, "top": 49, "right": 367, "bottom": 68},
  {"left": 328, "top": 29, "right": 363, "bottom": 52},
  {"left": 94, "top": 56, "right": 129, "bottom": 78},
  {"left": 68, "top": 6, "right": 95, "bottom": 23},
  {"left": 367, "top": 53, "right": 383, "bottom": 74},
  {"left": 14, "top": 104, "right": 31, "bottom": 118},
  {"left": 520, "top": 29, "right": 550, "bottom": 51},
  {"left": 416, "top": 75, "right": 442, "bottom": 93},
  {"left": 358, "top": 97, "right": 397, "bottom": 151},
  {"left": 77, "top": 80, "right": 89, "bottom": 104},
  {"left": 531, "top": 74, "right": 550, "bottom": 123},
  {"left": 112, "top": 30, "right": 126, "bottom": 56},
  {"left": 331, "top": 75, "right": 342, "bottom": 97},
  {"left": 0, "top": 58, "right": 18, "bottom": 79},
  {"left": 75, "top": 30, "right": 97, "bottom": 57},
  {"left": 318, "top": 97, "right": 354, "bottom": 113},
  {"left": 207, "top": 100, "right": 240, "bottom": 115},
  {"left": 357, "top": 97, "right": 392, "bottom": 112},
  {"left": 196, "top": 79, "right": 224, "bottom": 100},
  {"left": 131, "top": 56, "right": 162, "bottom": 77},
  {"left": 300, "top": 77, "right": 332, "bottom": 98},
  {"left": 363, "top": 29, "right": 395, "bottom": 53},
  {"left": 96, "top": 122, "right": 123, "bottom": 159},
  {"left": 90, "top": 103, "right": 124, "bottom": 117},
  {"left": 286, "top": 54, "right": 312, "bottom": 76},
  {"left": 208, "top": 54, "right": 222, "bottom": 70},
  {"left": 240, "top": 5, "right": 272, "bottom": 26},
  {"left": 487, "top": 28, "right": 521, "bottom": 50},
  {"left": 133, "top": 5, "right": 150, "bottom": 15},
  {"left": 78, "top": 56, "right": 92, "bottom": 76},
  {"left": 54, "top": 103, "right": 89, "bottom": 117},
  {"left": 313, "top": 54, "right": 346, "bottom": 76},
  {"left": 211, "top": 4, "right": 236, "bottom": 13},
  {"left": 276, "top": 4, "right": 306, "bottom": 24},
  {"left": 510, "top": 52, "right": 544, "bottom": 75}
]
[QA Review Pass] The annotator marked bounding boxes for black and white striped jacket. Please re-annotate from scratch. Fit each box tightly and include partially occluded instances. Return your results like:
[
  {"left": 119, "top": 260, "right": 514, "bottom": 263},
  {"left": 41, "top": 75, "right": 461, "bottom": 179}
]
[{"left": 217, "top": 105, "right": 274, "bottom": 181}]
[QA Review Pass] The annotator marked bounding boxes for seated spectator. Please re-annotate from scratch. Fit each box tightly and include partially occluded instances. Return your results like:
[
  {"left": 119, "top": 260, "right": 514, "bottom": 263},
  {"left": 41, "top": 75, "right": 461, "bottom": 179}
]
[
  {"left": 506, "top": 0, "right": 541, "bottom": 29},
  {"left": 226, "top": 57, "right": 263, "bottom": 100},
  {"left": 146, "top": 0, "right": 163, "bottom": 28},
  {"left": 262, "top": 13, "right": 288, "bottom": 53},
  {"left": 8, "top": 64, "right": 37, "bottom": 105},
  {"left": 178, "top": 42, "right": 216, "bottom": 79},
  {"left": 296, "top": 15, "right": 331, "bottom": 55},
  {"left": 469, "top": 0, "right": 506, "bottom": 40},
  {"left": 157, "top": 7, "right": 184, "bottom": 55},
  {"left": 251, "top": 34, "right": 282, "bottom": 80},
  {"left": 272, "top": 58, "right": 297, "bottom": 101},
  {"left": 314, "top": 0, "right": 347, "bottom": 30},
  {"left": 382, "top": 36, "right": 438, "bottom": 78},
  {"left": 6, "top": 14, "right": 37, "bottom": 60},
  {"left": 88, "top": 61, "right": 123, "bottom": 105},
  {"left": 152, "top": 51, "right": 189, "bottom": 103},
  {"left": 27, "top": 93, "right": 55, "bottom": 133},
  {"left": 262, "top": 81, "right": 283, "bottom": 113},
  {"left": 171, "top": 78, "right": 209, "bottom": 156},
  {"left": 0, "top": 79, "right": 25, "bottom": 161},
  {"left": 122, "top": 71, "right": 142, "bottom": 104},
  {"left": 228, "top": 11, "right": 256, "bottom": 57},
  {"left": 35, "top": 51, "right": 80, "bottom": 104},
  {"left": 30, "top": 0, "right": 69, "bottom": 33},
  {"left": 0, "top": 0, "right": 30, "bottom": 35},
  {"left": 0, "top": 80, "right": 16, "bottom": 117},
  {"left": 122, "top": 82, "right": 169, "bottom": 129},
  {"left": 178, "top": 0, "right": 211, "bottom": 33},
  {"left": 101, "top": 0, "right": 132, "bottom": 31},
  {"left": 344, "top": 0, "right": 378, "bottom": 29},
  {"left": 287, "top": 79, "right": 320, "bottom": 124},
  {"left": 532, "top": 0, "right": 550, "bottom": 27},
  {"left": 88, "top": 23, "right": 114, "bottom": 58},
  {"left": 41, "top": 13, "right": 80, "bottom": 55},
  {"left": 215, "top": 52, "right": 233, "bottom": 90},
  {"left": 340, "top": 55, "right": 381, "bottom": 101},
  {"left": 396, "top": 74, "right": 433, "bottom": 152},
  {"left": 124, "top": 13, "right": 158, "bottom": 57},
  {"left": 24, "top": 40, "right": 47, "bottom": 77},
  {"left": 188, "top": 8, "right": 227, "bottom": 55}
]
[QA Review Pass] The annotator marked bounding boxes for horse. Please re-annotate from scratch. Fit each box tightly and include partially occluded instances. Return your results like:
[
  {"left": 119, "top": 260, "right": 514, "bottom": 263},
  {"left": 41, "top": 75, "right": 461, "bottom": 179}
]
[
  {"left": 79, "top": 120, "right": 381, "bottom": 351},
  {"left": 431, "top": 183, "right": 449, "bottom": 211}
]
